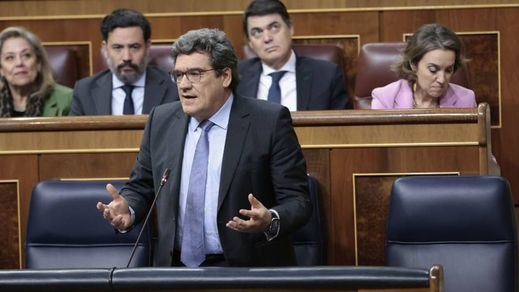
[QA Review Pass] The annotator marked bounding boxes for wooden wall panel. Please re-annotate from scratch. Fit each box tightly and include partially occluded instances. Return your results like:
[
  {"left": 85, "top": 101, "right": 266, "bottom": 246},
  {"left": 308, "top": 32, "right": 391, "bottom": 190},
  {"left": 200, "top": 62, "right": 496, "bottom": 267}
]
[
  {"left": 38, "top": 153, "right": 137, "bottom": 180},
  {"left": 330, "top": 146, "right": 480, "bottom": 265},
  {"left": 0, "top": 1, "right": 517, "bottom": 17},
  {"left": 354, "top": 172, "right": 460, "bottom": 266},
  {"left": 223, "top": 15, "right": 247, "bottom": 57},
  {"left": 0, "top": 155, "right": 39, "bottom": 268},
  {"left": 0, "top": 181, "right": 20, "bottom": 269},
  {"left": 459, "top": 33, "right": 500, "bottom": 126},
  {"left": 0, "top": 18, "right": 103, "bottom": 74}
]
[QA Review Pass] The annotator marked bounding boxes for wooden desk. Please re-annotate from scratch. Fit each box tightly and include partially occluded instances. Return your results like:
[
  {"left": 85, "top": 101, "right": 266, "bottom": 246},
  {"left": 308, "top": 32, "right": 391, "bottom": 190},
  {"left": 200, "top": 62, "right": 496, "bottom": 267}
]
[{"left": 0, "top": 104, "right": 491, "bottom": 269}]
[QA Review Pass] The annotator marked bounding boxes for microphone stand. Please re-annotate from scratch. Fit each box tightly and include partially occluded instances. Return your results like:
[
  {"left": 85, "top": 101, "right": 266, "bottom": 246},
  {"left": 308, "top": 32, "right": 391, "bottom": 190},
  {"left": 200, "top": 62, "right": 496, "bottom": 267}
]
[{"left": 126, "top": 168, "right": 171, "bottom": 268}]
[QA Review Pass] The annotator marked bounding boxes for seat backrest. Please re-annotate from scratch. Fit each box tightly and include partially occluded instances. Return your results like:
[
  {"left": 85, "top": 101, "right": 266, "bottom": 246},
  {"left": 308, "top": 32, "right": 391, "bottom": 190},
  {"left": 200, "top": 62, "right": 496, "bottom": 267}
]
[
  {"left": 354, "top": 42, "right": 469, "bottom": 109},
  {"left": 25, "top": 180, "right": 151, "bottom": 269},
  {"left": 97, "top": 44, "right": 173, "bottom": 74},
  {"left": 243, "top": 43, "right": 347, "bottom": 88},
  {"left": 44, "top": 46, "right": 79, "bottom": 88},
  {"left": 243, "top": 43, "right": 345, "bottom": 71},
  {"left": 292, "top": 175, "right": 324, "bottom": 266},
  {"left": 147, "top": 44, "right": 174, "bottom": 74},
  {"left": 386, "top": 176, "right": 517, "bottom": 292}
]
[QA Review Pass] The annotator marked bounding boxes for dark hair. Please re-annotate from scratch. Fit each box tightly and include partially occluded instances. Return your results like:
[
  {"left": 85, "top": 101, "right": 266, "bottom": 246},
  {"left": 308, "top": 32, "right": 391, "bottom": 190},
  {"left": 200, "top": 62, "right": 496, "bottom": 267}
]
[
  {"left": 100, "top": 8, "right": 151, "bottom": 42},
  {"left": 393, "top": 23, "right": 464, "bottom": 81},
  {"left": 171, "top": 28, "right": 240, "bottom": 92},
  {"left": 243, "top": 0, "right": 291, "bottom": 39}
]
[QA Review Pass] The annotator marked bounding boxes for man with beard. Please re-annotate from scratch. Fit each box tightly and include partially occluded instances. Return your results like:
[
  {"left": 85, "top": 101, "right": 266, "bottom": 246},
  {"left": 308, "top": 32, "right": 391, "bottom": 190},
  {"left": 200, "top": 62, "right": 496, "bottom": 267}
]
[{"left": 70, "top": 8, "right": 178, "bottom": 115}]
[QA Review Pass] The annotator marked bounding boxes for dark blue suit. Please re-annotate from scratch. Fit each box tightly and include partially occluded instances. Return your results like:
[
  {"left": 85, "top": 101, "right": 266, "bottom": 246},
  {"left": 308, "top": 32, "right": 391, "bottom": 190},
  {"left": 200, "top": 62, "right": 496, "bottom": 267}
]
[
  {"left": 120, "top": 95, "right": 311, "bottom": 266},
  {"left": 237, "top": 55, "right": 348, "bottom": 110},
  {"left": 70, "top": 66, "right": 178, "bottom": 115}
]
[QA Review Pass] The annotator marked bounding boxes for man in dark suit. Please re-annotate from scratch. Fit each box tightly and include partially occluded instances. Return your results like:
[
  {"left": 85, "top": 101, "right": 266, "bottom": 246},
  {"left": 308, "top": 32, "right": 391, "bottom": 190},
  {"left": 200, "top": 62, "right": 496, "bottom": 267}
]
[
  {"left": 237, "top": 0, "right": 348, "bottom": 111},
  {"left": 97, "top": 28, "right": 311, "bottom": 267},
  {"left": 70, "top": 8, "right": 178, "bottom": 115}
]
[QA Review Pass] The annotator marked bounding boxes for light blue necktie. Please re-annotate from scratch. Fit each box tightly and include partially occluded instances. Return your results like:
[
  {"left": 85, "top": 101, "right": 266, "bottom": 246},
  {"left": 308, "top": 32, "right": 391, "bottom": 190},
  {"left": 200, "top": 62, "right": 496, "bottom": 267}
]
[
  {"left": 267, "top": 71, "right": 287, "bottom": 104},
  {"left": 181, "top": 120, "right": 215, "bottom": 267}
]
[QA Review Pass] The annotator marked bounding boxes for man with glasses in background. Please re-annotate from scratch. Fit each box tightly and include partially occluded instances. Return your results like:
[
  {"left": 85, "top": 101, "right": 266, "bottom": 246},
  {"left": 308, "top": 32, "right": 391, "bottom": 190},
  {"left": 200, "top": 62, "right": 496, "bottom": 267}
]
[
  {"left": 70, "top": 8, "right": 178, "bottom": 115},
  {"left": 97, "top": 28, "right": 311, "bottom": 267},
  {"left": 237, "top": 0, "right": 348, "bottom": 110}
]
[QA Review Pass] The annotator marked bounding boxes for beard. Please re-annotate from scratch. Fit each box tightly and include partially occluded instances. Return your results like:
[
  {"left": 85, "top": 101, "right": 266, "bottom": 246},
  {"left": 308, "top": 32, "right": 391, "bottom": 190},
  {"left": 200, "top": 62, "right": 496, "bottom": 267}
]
[{"left": 105, "top": 56, "right": 149, "bottom": 84}]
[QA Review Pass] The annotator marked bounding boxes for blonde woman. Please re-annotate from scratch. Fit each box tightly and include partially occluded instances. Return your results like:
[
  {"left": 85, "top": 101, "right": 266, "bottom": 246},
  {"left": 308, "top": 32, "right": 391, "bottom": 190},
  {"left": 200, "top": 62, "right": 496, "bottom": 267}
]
[{"left": 0, "top": 27, "right": 72, "bottom": 117}]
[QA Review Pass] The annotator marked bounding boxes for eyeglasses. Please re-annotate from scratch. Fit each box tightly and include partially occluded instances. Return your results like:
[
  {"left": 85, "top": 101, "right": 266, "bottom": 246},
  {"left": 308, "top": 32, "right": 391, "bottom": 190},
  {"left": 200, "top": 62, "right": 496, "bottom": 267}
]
[{"left": 170, "top": 68, "right": 217, "bottom": 84}]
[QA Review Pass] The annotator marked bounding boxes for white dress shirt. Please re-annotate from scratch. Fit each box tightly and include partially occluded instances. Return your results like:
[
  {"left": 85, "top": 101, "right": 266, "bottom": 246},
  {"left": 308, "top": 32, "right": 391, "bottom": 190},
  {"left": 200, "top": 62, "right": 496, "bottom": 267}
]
[
  {"left": 176, "top": 95, "right": 233, "bottom": 254},
  {"left": 111, "top": 72, "right": 146, "bottom": 115},
  {"left": 257, "top": 50, "right": 297, "bottom": 111}
]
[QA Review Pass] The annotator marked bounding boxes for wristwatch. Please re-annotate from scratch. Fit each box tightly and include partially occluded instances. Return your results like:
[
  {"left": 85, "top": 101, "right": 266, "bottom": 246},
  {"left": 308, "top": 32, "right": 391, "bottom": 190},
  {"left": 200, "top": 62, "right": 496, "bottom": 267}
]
[{"left": 264, "top": 210, "right": 280, "bottom": 241}]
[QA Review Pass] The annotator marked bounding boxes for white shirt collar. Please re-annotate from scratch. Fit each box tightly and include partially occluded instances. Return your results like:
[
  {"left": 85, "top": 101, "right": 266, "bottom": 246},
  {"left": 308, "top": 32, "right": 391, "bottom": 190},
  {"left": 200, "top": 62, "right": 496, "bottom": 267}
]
[
  {"left": 189, "top": 93, "right": 233, "bottom": 132},
  {"left": 261, "top": 50, "right": 296, "bottom": 76}
]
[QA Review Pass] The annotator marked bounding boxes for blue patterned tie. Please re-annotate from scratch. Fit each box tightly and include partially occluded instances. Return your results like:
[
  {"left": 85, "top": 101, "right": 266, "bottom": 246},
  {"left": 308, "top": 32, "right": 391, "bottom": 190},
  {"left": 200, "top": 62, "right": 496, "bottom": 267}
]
[
  {"left": 267, "top": 71, "right": 287, "bottom": 104},
  {"left": 181, "top": 120, "right": 215, "bottom": 267},
  {"left": 122, "top": 85, "right": 135, "bottom": 115}
]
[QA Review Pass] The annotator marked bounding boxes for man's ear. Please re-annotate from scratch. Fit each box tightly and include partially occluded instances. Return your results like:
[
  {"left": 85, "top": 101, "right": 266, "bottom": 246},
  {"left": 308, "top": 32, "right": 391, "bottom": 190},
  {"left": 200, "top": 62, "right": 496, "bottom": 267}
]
[
  {"left": 222, "top": 68, "right": 232, "bottom": 88},
  {"left": 101, "top": 40, "right": 108, "bottom": 58}
]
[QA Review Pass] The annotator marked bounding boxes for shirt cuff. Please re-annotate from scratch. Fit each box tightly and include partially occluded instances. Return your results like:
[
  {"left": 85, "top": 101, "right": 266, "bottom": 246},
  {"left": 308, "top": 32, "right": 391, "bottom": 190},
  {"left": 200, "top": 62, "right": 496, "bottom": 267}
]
[{"left": 117, "top": 206, "right": 135, "bottom": 234}]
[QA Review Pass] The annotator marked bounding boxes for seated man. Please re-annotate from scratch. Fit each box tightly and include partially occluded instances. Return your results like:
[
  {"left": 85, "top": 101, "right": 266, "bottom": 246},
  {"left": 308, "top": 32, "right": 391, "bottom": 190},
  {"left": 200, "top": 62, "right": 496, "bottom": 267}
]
[
  {"left": 70, "top": 8, "right": 178, "bottom": 115},
  {"left": 97, "top": 28, "right": 312, "bottom": 267},
  {"left": 237, "top": 0, "right": 348, "bottom": 111}
]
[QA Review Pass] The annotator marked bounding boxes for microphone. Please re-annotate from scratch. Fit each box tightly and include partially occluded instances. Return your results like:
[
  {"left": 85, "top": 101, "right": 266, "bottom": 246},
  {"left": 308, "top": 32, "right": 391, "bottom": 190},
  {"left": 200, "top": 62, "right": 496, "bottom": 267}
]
[{"left": 126, "top": 168, "right": 171, "bottom": 268}]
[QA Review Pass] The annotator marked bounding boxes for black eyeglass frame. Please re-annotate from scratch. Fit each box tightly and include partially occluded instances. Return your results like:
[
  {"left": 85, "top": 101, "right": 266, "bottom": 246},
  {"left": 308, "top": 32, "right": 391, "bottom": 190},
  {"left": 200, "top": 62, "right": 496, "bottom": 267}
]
[{"left": 170, "top": 68, "right": 218, "bottom": 83}]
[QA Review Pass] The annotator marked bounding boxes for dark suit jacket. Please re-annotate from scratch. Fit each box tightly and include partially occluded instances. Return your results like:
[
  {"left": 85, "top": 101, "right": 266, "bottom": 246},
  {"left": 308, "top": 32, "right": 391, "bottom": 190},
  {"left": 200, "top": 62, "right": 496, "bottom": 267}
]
[
  {"left": 236, "top": 55, "right": 348, "bottom": 110},
  {"left": 69, "top": 66, "right": 178, "bottom": 115},
  {"left": 120, "top": 95, "right": 311, "bottom": 267}
]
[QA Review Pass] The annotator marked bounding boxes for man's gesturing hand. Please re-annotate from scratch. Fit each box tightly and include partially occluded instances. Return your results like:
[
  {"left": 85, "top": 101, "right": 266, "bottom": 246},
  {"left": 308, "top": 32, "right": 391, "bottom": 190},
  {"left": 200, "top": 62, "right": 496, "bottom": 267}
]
[
  {"left": 96, "top": 184, "right": 132, "bottom": 231},
  {"left": 226, "top": 193, "right": 272, "bottom": 233}
]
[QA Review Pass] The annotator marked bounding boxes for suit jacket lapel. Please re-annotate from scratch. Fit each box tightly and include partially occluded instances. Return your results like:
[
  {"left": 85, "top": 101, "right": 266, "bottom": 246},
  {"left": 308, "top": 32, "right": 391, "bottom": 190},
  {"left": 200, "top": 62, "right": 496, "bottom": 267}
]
[
  {"left": 143, "top": 68, "right": 167, "bottom": 113},
  {"left": 394, "top": 80, "right": 414, "bottom": 108},
  {"left": 93, "top": 73, "right": 113, "bottom": 115},
  {"left": 439, "top": 85, "right": 457, "bottom": 107},
  {"left": 165, "top": 107, "right": 189, "bottom": 209},
  {"left": 296, "top": 56, "right": 313, "bottom": 110},
  {"left": 240, "top": 61, "right": 262, "bottom": 98},
  {"left": 218, "top": 96, "right": 250, "bottom": 210},
  {"left": 42, "top": 96, "right": 58, "bottom": 116}
]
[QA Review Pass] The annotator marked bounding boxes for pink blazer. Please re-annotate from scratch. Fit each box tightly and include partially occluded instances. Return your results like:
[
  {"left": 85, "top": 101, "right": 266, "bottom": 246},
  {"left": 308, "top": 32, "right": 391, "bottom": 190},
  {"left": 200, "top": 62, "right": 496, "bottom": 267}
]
[{"left": 371, "top": 79, "right": 476, "bottom": 109}]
